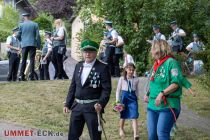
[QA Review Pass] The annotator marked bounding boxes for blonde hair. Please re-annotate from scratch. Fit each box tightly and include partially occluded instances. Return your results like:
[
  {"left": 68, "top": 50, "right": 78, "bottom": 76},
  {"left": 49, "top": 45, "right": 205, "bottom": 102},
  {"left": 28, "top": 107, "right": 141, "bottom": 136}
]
[
  {"left": 54, "top": 19, "right": 63, "bottom": 27},
  {"left": 151, "top": 40, "right": 172, "bottom": 59}
]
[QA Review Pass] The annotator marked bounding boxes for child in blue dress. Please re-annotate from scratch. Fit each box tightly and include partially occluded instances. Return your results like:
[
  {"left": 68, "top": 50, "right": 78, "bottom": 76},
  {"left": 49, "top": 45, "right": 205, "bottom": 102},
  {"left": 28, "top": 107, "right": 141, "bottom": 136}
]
[{"left": 116, "top": 63, "right": 140, "bottom": 140}]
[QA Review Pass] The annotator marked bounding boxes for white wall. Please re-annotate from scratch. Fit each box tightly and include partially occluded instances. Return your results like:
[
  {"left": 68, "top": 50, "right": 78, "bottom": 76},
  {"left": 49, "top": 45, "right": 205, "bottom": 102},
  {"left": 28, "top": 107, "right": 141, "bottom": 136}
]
[{"left": 71, "top": 16, "right": 84, "bottom": 61}]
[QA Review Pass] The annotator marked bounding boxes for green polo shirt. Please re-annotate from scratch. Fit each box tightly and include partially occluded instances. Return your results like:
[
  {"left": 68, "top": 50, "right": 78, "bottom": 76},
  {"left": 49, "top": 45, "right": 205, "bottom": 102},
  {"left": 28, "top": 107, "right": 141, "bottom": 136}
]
[
  {"left": 148, "top": 58, "right": 183, "bottom": 110},
  {"left": 182, "top": 77, "right": 192, "bottom": 89}
]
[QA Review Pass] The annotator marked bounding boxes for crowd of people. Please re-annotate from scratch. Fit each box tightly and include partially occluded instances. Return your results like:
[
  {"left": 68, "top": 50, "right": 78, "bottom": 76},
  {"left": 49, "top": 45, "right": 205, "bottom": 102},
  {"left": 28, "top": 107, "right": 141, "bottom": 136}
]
[
  {"left": 6, "top": 13, "right": 69, "bottom": 81},
  {"left": 4, "top": 13, "right": 205, "bottom": 140},
  {"left": 147, "top": 21, "right": 205, "bottom": 75},
  {"left": 63, "top": 19, "right": 205, "bottom": 140}
]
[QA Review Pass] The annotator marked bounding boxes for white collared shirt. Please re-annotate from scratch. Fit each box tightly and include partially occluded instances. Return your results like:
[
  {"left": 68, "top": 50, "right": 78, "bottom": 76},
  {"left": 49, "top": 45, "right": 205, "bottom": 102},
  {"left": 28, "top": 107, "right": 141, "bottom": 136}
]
[
  {"left": 172, "top": 28, "right": 185, "bottom": 36},
  {"left": 116, "top": 77, "right": 140, "bottom": 102},
  {"left": 81, "top": 59, "right": 96, "bottom": 85},
  {"left": 153, "top": 32, "right": 166, "bottom": 41},
  {"left": 108, "top": 28, "right": 118, "bottom": 39}
]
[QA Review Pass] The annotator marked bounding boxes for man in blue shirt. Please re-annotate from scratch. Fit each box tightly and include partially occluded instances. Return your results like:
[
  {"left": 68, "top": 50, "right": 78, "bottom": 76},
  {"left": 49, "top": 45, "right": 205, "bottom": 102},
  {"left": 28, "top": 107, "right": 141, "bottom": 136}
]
[{"left": 18, "top": 13, "right": 41, "bottom": 81}]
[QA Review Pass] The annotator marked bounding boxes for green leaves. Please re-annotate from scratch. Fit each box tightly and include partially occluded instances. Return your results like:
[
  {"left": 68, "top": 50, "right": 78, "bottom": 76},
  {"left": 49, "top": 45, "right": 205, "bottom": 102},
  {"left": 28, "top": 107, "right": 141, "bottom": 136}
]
[
  {"left": 0, "top": 5, "right": 19, "bottom": 42},
  {"left": 76, "top": 0, "right": 210, "bottom": 75}
]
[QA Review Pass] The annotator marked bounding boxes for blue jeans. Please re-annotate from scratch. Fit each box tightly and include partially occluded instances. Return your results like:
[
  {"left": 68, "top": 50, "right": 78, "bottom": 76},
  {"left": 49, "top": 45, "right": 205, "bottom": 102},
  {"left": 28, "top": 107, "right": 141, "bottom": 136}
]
[{"left": 147, "top": 108, "right": 179, "bottom": 140}]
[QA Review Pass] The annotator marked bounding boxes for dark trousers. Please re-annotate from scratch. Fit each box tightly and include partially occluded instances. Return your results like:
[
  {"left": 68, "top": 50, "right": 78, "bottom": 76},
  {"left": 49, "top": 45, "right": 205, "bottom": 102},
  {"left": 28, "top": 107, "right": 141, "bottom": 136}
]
[
  {"left": 113, "top": 53, "right": 123, "bottom": 77},
  {"left": 7, "top": 53, "right": 20, "bottom": 81},
  {"left": 40, "top": 56, "right": 50, "bottom": 80},
  {"left": 104, "top": 47, "right": 115, "bottom": 75},
  {"left": 172, "top": 45, "right": 183, "bottom": 53},
  {"left": 52, "top": 46, "right": 68, "bottom": 79},
  {"left": 69, "top": 111, "right": 101, "bottom": 140},
  {"left": 19, "top": 46, "right": 36, "bottom": 80}
]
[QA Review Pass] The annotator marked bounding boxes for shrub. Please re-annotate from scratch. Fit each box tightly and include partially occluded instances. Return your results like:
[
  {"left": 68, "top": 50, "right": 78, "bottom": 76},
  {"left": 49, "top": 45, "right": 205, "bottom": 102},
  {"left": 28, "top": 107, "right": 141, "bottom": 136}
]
[
  {"left": 0, "top": 30, "right": 10, "bottom": 42},
  {"left": 0, "top": 5, "right": 19, "bottom": 42},
  {"left": 34, "top": 13, "right": 53, "bottom": 31}
]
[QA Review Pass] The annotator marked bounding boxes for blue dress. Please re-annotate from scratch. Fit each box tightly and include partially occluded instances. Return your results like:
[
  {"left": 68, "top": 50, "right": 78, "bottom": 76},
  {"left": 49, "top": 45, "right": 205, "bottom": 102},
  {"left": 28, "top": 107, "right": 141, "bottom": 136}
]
[{"left": 120, "top": 90, "right": 139, "bottom": 119}]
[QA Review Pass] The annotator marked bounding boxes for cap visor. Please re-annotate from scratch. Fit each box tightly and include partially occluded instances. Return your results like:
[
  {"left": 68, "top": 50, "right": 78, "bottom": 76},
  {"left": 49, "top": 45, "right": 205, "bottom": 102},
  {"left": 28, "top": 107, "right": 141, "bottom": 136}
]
[{"left": 82, "top": 46, "right": 97, "bottom": 51}]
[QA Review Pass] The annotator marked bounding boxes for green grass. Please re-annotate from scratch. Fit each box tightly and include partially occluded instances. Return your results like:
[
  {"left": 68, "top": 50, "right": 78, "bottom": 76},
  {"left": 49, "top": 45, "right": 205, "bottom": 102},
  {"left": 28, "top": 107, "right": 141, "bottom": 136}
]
[
  {"left": 0, "top": 79, "right": 210, "bottom": 140},
  {"left": 182, "top": 77, "right": 210, "bottom": 118}
]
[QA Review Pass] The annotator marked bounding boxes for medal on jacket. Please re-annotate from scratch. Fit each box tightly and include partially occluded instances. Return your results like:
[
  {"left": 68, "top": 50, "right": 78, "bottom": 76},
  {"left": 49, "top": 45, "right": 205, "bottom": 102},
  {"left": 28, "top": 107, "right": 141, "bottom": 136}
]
[{"left": 93, "top": 84, "right": 97, "bottom": 88}]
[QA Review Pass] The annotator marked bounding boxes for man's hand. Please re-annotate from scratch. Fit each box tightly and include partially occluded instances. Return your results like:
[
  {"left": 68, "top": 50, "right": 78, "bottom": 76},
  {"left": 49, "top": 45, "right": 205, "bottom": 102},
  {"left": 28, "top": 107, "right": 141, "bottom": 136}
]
[
  {"left": 63, "top": 107, "right": 70, "bottom": 117},
  {"left": 51, "top": 37, "right": 54, "bottom": 40},
  {"left": 94, "top": 103, "right": 102, "bottom": 113},
  {"left": 155, "top": 92, "right": 163, "bottom": 106}
]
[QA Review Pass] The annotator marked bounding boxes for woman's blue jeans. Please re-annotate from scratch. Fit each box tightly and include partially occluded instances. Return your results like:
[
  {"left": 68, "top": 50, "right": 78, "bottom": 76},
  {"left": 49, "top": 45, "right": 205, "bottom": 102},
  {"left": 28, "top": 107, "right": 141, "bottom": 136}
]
[{"left": 147, "top": 108, "right": 179, "bottom": 140}]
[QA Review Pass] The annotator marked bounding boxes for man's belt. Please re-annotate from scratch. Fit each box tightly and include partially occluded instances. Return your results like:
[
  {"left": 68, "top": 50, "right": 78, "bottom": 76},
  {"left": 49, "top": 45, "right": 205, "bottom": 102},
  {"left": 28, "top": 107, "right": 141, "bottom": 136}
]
[{"left": 75, "top": 99, "right": 99, "bottom": 104}]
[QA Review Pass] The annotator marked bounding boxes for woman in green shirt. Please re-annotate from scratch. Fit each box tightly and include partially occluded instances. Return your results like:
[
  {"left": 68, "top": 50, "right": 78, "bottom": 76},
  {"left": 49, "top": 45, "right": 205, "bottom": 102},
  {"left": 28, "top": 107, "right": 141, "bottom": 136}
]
[{"left": 144, "top": 40, "right": 183, "bottom": 140}]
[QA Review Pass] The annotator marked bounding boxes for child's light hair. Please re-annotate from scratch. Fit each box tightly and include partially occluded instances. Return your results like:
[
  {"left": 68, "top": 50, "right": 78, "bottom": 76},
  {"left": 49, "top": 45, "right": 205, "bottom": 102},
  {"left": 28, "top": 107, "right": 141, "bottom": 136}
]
[
  {"left": 54, "top": 19, "right": 63, "bottom": 27},
  {"left": 123, "top": 63, "right": 136, "bottom": 80},
  {"left": 151, "top": 40, "right": 172, "bottom": 59}
]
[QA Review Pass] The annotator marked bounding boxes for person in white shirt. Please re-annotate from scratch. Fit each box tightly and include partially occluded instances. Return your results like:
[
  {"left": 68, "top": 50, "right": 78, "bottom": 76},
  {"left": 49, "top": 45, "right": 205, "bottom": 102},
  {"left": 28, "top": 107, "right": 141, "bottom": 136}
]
[
  {"left": 186, "top": 34, "right": 204, "bottom": 52},
  {"left": 51, "top": 19, "right": 68, "bottom": 79},
  {"left": 115, "top": 63, "right": 140, "bottom": 139},
  {"left": 104, "top": 20, "right": 118, "bottom": 76},
  {"left": 186, "top": 34, "right": 204, "bottom": 75},
  {"left": 123, "top": 50, "right": 135, "bottom": 68},
  {"left": 6, "top": 27, "right": 21, "bottom": 81},
  {"left": 40, "top": 31, "right": 53, "bottom": 80},
  {"left": 147, "top": 24, "right": 166, "bottom": 44},
  {"left": 170, "top": 21, "right": 186, "bottom": 53}
]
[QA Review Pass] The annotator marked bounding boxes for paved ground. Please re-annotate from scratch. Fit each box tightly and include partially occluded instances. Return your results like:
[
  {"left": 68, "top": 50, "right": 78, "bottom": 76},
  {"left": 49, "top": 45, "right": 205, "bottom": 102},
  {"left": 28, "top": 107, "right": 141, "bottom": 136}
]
[
  {"left": 0, "top": 60, "right": 9, "bottom": 81},
  {"left": 1, "top": 58, "right": 210, "bottom": 139}
]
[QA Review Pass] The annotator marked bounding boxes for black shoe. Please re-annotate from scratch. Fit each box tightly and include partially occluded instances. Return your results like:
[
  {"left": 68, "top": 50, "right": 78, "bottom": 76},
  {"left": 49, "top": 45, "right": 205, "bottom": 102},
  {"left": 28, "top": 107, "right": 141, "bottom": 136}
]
[
  {"left": 18, "top": 76, "right": 26, "bottom": 81},
  {"left": 28, "top": 78, "right": 35, "bottom": 81}
]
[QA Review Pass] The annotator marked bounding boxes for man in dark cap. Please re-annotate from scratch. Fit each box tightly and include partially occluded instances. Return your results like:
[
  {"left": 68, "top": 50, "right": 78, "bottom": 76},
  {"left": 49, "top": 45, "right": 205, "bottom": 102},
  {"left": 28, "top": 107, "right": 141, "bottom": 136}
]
[
  {"left": 6, "top": 27, "right": 21, "bottom": 81},
  {"left": 18, "top": 13, "right": 41, "bottom": 81},
  {"left": 186, "top": 34, "right": 204, "bottom": 52},
  {"left": 40, "top": 31, "right": 53, "bottom": 80},
  {"left": 186, "top": 33, "right": 205, "bottom": 75},
  {"left": 63, "top": 39, "right": 111, "bottom": 140},
  {"left": 103, "top": 20, "right": 118, "bottom": 76},
  {"left": 147, "top": 24, "right": 166, "bottom": 44},
  {"left": 170, "top": 21, "right": 186, "bottom": 53}
]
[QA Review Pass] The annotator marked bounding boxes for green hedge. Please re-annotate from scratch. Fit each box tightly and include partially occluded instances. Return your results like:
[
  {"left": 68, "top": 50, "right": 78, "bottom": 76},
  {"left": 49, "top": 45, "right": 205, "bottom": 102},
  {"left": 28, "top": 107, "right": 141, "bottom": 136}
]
[
  {"left": 34, "top": 16, "right": 53, "bottom": 31},
  {"left": 194, "top": 50, "right": 210, "bottom": 88},
  {"left": 0, "top": 30, "right": 10, "bottom": 42}
]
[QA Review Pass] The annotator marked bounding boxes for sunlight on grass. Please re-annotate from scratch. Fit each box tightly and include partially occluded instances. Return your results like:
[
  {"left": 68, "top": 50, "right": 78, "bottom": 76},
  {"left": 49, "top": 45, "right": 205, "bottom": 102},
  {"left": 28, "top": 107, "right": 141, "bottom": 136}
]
[
  {"left": 0, "top": 79, "right": 210, "bottom": 140},
  {"left": 182, "top": 77, "right": 210, "bottom": 118}
]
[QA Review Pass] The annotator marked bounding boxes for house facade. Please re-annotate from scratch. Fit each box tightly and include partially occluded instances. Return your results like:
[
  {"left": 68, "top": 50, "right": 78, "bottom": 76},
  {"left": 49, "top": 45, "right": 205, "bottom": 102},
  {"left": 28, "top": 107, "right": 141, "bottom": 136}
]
[{"left": 3, "top": 0, "right": 32, "bottom": 15}]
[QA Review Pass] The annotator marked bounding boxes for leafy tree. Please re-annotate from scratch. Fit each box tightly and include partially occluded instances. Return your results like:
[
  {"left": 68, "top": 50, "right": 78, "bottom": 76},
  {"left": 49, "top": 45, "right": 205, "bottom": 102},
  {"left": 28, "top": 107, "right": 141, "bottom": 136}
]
[
  {"left": 34, "top": 13, "right": 54, "bottom": 31},
  {"left": 76, "top": 0, "right": 210, "bottom": 75},
  {"left": 34, "top": 0, "right": 75, "bottom": 20},
  {"left": 0, "top": 5, "right": 19, "bottom": 42}
]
